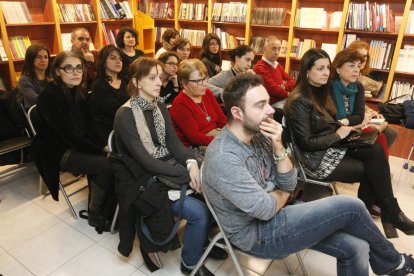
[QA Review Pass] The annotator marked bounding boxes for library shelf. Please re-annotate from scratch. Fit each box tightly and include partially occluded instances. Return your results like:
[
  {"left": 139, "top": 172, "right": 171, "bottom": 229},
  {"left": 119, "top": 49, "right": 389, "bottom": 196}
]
[
  {"left": 344, "top": 29, "right": 399, "bottom": 38},
  {"left": 250, "top": 25, "right": 289, "bottom": 31},
  {"left": 154, "top": 18, "right": 175, "bottom": 22},
  {"left": 294, "top": 27, "right": 339, "bottom": 35},
  {"left": 59, "top": 21, "right": 98, "bottom": 25},
  {"left": 102, "top": 19, "right": 133, "bottom": 24},
  {"left": 6, "top": 22, "right": 56, "bottom": 27},
  {"left": 211, "top": 21, "right": 245, "bottom": 27},
  {"left": 394, "top": 71, "right": 414, "bottom": 77}
]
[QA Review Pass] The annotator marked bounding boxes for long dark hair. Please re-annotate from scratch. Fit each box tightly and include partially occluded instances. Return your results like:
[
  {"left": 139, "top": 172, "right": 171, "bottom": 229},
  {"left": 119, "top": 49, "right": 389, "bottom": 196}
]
[
  {"left": 22, "top": 44, "right": 51, "bottom": 80},
  {"left": 51, "top": 51, "right": 86, "bottom": 101},
  {"left": 96, "top": 45, "right": 128, "bottom": 82},
  {"left": 285, "top": 48, "right": 336, "bottom": 117},
  {"left": 201, "top": 33, "right": 222, "bottom": 66}
]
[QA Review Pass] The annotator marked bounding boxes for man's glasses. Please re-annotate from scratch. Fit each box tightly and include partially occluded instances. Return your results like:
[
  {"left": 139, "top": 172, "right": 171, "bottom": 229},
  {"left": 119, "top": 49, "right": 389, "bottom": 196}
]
[
  {"left": 188, "top": 77, "right": 208, "bottom": 85},
  {"left": 165, "top": 62, "right": 179, "bottom": 67},
  {"left": 59, "top": 64, "right": 84, "bottom": 74}
]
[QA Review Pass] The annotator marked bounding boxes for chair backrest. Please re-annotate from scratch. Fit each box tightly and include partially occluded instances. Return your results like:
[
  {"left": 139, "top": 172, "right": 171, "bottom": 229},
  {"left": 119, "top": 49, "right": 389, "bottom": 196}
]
[
  {"left": 107, "top": 130, "right": 115, "bottom": 152},
  {"left": 27, "top": 105, "right": 39, "bottom": 136}
]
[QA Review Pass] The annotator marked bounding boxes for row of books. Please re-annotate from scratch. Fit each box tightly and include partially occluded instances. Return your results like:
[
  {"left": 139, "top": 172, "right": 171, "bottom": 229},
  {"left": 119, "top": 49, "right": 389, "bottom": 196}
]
[
  {"left": 390, "top": 81, "right": 414, "bottom": 103},
  {"left": 405, "top": 10, "right": 414, "bottom": 34},
  {"left": 0, "top": 78, "right": 6, "bottom": 91},
  {"left": 149, "top": 2, "right": 174, "bottom": 19},
  {"left": 0, "top": 1, "right": 32, "bottom": 24},
  {"left": 61, "top": 33, "right": 96, "bottom": 51},
  {"left": 291, "top": 38, "right": 316, "bottom": 58},
  {"left": 100, "top": 0, "right": 133, "bottom": 19},
  {"left": 213, "top": 27, "right": 244, "bottom": 49},
  {"left": 57, "top": 4, "right": 96, "bottom": 22},
  {"left": 294, "top": 8, "right": 342, "bottom": 30},
  {"left": 0, "top": 39, "right": 8, "bottom": 61},
  {"left": 180, "top": 29, "right": 205, "bottom": 47},
  {"left": 345, "top": 2, "right": 394, "bottom": 32},
  {"left": 178, "top": 3, "right": 207, "bottom": 21},
  {"left": 102, "top": 24, "right": 119, "bottom": 46},
  {"left": 8, "top": 36, "right": 31, "bottom": 59},
  {"left": 212, "top": 2, "right": 247, "bottom": 23},
  {"left": 369, "top": 40, "right": 395, "bottom": 70},
  {"left": 396, "top": 45, "right": 414, "bottom": 73},
  {"left": 155, "top": 27, "right": 169, "bottom": 43},
  {"left": 251, "top": 8, "right": 287, "bottom": 26}
]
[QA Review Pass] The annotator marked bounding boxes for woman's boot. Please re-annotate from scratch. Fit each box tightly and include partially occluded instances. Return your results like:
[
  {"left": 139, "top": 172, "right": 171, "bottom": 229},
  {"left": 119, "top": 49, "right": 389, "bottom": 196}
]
[
  {"left": 88, "top": 181, "right": 110, "bottom": 232},
  {"left": 380, "top": 197, "right": 414, "bottom": 239}
]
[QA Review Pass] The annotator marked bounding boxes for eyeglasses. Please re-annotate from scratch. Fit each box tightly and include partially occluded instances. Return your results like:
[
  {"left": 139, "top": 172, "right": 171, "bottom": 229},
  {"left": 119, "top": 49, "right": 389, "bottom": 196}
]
[
  {"left": 165, "top": 62, "right": 179, "bottom": 67},
  {"left": 188, "top": 77, "right": 208, "bottom": 85},
  {"left": 59, "top": 64, "right": 84, "bottom": 74}
]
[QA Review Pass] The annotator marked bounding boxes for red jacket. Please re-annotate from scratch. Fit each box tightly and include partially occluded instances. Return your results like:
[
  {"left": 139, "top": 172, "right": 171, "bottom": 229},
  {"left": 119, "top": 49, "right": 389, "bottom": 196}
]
[
  {"left": 170, "top": 89, "right": 227, "bottom": 147},
  {"left": 253, "top": 59, "right": 295, "bottom": 104}
]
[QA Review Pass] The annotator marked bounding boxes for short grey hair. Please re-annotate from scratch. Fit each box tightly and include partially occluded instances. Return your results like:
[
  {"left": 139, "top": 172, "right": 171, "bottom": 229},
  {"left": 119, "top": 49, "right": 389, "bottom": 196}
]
[
  {"left": 263, "top": 36, "right": 281, "bottom": 49},
  {"left": 71, "top": 28, "right": 90, "bottom": 42}
]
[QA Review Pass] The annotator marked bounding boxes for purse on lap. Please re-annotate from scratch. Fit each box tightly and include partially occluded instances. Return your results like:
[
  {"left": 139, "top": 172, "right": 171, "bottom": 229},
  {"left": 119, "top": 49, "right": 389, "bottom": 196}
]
[{"left": 339, "top": 129, "right": 379, "bottom": 149}]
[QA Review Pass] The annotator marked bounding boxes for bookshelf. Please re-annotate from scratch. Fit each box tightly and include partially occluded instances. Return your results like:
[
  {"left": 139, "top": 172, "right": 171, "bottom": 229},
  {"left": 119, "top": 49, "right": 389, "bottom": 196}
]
[
  {"left": 0, "top": 0, "right": 144, "bottom": 88},
  {"left": 143, "top": 0, "right": 414, "bottom": 103}
]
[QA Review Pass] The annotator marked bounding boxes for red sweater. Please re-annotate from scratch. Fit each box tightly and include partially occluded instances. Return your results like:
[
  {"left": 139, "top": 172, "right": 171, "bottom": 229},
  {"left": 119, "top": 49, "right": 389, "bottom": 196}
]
[
  {"left": 170, "top": 89, "right": 227, "bottom": 147},
  {"left": 253, "top": 59, "right": 295, "bottom": 104}
]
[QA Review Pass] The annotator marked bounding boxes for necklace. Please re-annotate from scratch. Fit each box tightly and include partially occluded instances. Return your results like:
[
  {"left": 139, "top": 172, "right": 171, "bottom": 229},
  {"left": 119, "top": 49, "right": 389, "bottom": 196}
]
[{"left": 197, "top": 100, "right": 211, "bottom": 121}]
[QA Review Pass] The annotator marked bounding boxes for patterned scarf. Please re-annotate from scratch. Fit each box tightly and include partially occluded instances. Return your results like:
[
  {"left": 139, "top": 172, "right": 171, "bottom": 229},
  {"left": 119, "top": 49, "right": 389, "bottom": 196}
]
[
  {"left": 130, "top": 96, "right": 170, "bottom": 158},
  {"left": 332, "top": 79, "right": 359, "bottom": 120}
]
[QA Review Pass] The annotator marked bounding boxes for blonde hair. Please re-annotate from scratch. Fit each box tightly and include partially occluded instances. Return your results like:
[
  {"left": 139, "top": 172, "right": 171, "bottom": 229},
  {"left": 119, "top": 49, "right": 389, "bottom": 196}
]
[
  {"left": 177, "top": 58, "right": 208, "bottom": 84},
  {"left": 347, "top": 40, "right": 370, "bottom": 75}
]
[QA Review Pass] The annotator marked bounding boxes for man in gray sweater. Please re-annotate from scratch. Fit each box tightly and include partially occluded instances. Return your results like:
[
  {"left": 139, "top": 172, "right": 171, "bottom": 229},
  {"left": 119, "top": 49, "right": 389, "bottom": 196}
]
[{"left": 202, "top": 73, "right": 414, "bottom": 276}]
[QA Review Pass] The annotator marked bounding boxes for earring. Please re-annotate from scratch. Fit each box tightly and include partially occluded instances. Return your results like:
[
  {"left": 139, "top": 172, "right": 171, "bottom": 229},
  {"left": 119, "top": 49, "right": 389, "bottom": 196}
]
[{"left": 306, "top": 74, "right": 309, "bottom": 79}]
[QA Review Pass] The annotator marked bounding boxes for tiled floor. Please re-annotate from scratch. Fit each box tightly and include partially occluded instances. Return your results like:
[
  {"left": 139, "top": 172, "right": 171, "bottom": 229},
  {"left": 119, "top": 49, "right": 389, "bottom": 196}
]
[{"left": 0, "top": 156, "right": 413, "bottom": 276}]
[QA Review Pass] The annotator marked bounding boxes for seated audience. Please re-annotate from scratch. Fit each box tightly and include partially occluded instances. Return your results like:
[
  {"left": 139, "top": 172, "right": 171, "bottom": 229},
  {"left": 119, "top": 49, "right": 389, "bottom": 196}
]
[
  {"left": 284, "top": 48, "right": 414, "bottom": 239},
  {"left": 203, "top": 72, "right": 414, "bottom": 276},
  {"left": 113, "top": 57, "right": 227, "bottom": 276},
  {"left": 347, "top": 40, "right": 398, "bottom": 148},
  {"left": 155, "top": 28, "right": 180, "bottom": 59},
  {"left": 90, "top": 45, "right": 129, "bottom": 138},
  {"left": 116, "top": 27, "right": 144, "bottom": 69},
  {"left": 254, "top": 36, "right": 295, "bottom": 108},
  {"left": 171, "top": 37, "right": 191, "bottom": 61},
  {"left": 200, "top": 33, "right": 222, "bottom": 77},
  {"left": 33, "top": 51, "right": 114, "bottom": 231},
  {"left": 331, "top": 47, "right": 390, "bottom": 162},
  {"left": 170, "top": 59, "right": 227, "bottom": 148},
  {"left": 207, "top": 44, "right": 255, "bottom": 100},
  {"left": 71, "top": 27, "right": 98, "bottom": 91},
  {"left": 18, "top": 44, "right": 52, "bottom": 109},
  {"left": 157, "top": 52, "right": 180, "bottom": 105}
]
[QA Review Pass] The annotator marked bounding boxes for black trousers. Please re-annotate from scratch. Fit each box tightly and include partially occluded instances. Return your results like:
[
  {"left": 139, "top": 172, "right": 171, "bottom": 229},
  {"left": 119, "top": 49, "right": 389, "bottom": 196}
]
[
  {"left": 325, "top": 142, "right": 393, "bottom": 209},
  {"left": 60, "top": 150, "right": 113, "bottom": 189}
]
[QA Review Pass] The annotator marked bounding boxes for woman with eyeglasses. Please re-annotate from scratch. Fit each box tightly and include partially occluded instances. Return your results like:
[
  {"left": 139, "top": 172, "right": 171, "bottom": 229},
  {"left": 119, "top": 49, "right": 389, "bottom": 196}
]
[
  {"left": 91, "top": 45, "right": 129, "bottom": 138},
  {"left": 207, "top": 44, "right": 255, "bottom": 101},
  {"left": 113, "top": 57, "right": 227, "bottom": 275},
  {"left": 171, "top": 37, "right": 191, "bottom": 61},
  {"left": 157, "top": 51, "right": 180, "bottom": 106},
  {"left": 18, "top": 44, "right": 52, "bottom": 110},
  {"left": 170, "top": 59, "right": 227, "bottom": 148},
  {"left": 347, "top": 41, "right": 398, "bottom": 150},
  {"left": 34, "top": 51, "right": 114, "bottom": 232},
  {"left": 200, "top": 33, "right": 222, "bottom": 77}
]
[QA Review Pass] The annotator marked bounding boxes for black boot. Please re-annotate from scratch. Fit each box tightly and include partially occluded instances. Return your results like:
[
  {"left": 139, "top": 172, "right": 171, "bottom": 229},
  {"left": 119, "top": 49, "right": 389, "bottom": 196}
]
[
  {"left": 88, "top": 181, "right": 109, "bottom": 232},
  {"left": 380, "top": 197, "right": 414, "bottom": 239}
]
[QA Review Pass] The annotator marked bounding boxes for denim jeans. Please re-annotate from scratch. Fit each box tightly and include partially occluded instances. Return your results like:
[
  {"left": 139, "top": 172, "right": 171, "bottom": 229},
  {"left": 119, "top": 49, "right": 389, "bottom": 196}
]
[
  {"left": 170, "top": 195, "right": 212, "bottom": 268},
  {"left": 249, "top": 195, "right": 401, "bottom": 276}
]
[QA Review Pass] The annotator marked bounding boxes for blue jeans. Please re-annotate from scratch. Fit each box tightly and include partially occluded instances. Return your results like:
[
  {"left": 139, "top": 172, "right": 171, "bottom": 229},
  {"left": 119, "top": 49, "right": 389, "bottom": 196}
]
[
  {"left": 170, "top": 195, "right": 212, "bottom": 268},
  {"left": 249, "top": 195, "right": 401, "bottom": 276}
]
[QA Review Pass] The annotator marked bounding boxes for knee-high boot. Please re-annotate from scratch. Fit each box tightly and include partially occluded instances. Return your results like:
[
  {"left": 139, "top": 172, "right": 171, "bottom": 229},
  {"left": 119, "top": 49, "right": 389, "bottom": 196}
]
[
  {"left": 380, "top": 197, "right": 414, "bottom": 238},
  {"left": 88, "top": 180, "right": 110, "bottom": 231}
]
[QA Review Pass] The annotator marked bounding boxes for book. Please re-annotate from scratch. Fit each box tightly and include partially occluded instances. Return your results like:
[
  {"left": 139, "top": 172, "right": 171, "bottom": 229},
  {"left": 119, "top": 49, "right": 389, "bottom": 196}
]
[
  {"left": 8, "top": 35, "right": 31, "bottom": 59},
  {"left": 251, "top": 7, "right": 286, "bottom": 26},
  {"left": 0, "top": 1, "right": 32, "bottom": 23},
  {"left": 57, "top": 4, "right": 96, "bottom": 22},
  {"left": 295, "top": 8, "right": 327, "bottom": 29},
  {"left": 0, "top": 39, "right": 8, "bottom": 61},
  {"left": 346, "top": 2, "right": 395, "bottom": 32},
  {"left": 180, "top": 29, "right": 206, "bottom": 47},
  {"left": 321, "top": 43, "right": 337, "bottom": 61}
]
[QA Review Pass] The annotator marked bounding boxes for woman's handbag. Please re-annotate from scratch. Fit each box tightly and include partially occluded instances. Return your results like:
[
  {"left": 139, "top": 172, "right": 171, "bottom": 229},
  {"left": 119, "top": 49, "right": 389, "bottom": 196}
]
[{"left": 340, "top": 129, "right": 379, "bottom": 149}]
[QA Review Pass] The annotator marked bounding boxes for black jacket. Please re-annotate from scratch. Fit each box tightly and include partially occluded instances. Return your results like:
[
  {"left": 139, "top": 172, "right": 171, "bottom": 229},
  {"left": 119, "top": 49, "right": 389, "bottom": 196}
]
[
  {"left": 286, "top": 95, "right": 342, "bottom": 170},
  {"left": 33, "top": 83, "right": 105, "bottom": 200}
]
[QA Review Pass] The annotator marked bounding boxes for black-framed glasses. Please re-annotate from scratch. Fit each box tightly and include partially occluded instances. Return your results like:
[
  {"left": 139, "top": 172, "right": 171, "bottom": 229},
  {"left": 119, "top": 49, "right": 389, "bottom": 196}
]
[
  {"left": 188, "top": 77, "right": 208, "bottom": 85},
  {"left": 59, "top": 64, "right": 84, "bottom": 74},
  {"left": 165, "top": 62, "right": 179, "bottom": 67}
]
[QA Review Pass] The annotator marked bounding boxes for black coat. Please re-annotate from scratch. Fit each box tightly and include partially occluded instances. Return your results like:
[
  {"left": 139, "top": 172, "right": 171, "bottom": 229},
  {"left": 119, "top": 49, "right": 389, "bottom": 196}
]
[
  {"left": 286, "top": 95, "right": 342, "bottom": 170},
  {"left": 33, "top": 83, "right": 106, "bottom": 200}
]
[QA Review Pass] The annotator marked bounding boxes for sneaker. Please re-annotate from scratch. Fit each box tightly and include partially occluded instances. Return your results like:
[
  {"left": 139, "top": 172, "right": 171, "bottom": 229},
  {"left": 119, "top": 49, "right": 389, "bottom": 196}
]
[{"left": 389, "top": 254, "right": 414, "bottom": 276}]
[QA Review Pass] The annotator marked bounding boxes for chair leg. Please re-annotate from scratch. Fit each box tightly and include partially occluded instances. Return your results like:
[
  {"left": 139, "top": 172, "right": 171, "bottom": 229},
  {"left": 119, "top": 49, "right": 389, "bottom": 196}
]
[
  {"left": 296, "top": 252, "right": 308, "bottom": 276},
  {"left": 190, "top": 232, "right": 223, "bottom": 276},
  {"left": 110, "top": 204, "right": 119, "bottom": 234},
  {"left": 331, "top": 182, "right": 339, "bottom": 195},
  {"left": 153, "top": 252, "right": 163, "bottom": 268},
  {"left": 59, "top": 182, "right": 78, "bottom": 219}
]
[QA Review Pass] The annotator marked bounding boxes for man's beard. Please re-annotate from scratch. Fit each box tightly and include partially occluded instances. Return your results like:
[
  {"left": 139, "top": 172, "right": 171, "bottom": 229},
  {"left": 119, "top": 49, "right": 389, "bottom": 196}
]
[{"left": 242, "top": 115, "right": 269, "bottom": 136}]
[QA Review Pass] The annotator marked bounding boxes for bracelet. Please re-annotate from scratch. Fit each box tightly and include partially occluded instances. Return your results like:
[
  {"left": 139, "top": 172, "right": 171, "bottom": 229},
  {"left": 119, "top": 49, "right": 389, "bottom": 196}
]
[{"left": 273, "top": 147, "right": 291, "bottom": 161}]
